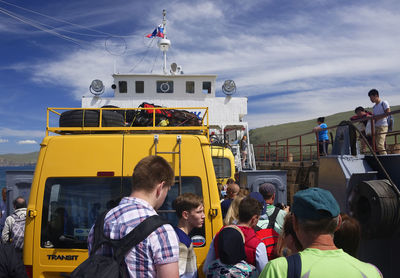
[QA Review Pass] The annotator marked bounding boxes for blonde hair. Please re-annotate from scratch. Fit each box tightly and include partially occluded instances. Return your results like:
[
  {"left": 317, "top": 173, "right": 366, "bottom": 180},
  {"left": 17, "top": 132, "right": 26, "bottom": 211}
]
[{"left": 224, "top": 196, "right": 245, "bottom": 225}]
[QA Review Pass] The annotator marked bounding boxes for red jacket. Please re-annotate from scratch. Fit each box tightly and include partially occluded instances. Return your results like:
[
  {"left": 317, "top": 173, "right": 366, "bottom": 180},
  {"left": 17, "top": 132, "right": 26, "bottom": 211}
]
[{"left": 214, "top": 225, "right": 261, "bottom": 266}]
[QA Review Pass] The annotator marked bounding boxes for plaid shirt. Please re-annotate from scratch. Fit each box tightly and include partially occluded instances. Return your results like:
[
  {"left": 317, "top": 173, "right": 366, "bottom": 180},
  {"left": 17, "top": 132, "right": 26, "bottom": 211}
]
[{"left": 88, "top": 197, "right": 179, "bottom": 278}]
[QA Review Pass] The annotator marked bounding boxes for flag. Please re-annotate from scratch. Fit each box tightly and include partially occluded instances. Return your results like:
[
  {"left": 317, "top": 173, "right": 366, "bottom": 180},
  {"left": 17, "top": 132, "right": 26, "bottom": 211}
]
[
  {"left": 157, "top": 25, "right": 164, "bottom": 38},
  {"left": 146, "top": 28, "right": 157, "bottom": 38},
  {"left": 146, "top": 25, "right": 165, "bottom": 38}
]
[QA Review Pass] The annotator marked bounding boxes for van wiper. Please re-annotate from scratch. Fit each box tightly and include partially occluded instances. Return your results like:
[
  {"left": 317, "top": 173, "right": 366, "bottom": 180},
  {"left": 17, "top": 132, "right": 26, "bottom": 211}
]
[{"left": 59, "top": 234, "right": 85, "bottom": 244}]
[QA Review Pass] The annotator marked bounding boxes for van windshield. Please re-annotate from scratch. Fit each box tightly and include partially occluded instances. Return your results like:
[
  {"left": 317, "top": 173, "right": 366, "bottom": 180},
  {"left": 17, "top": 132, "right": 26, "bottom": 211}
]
[
  {"left": 212, "top": 157, "right": 232, "bottom": 179},
  {"left": 40, "top": 176, "right": 204, "bottom": 249}
]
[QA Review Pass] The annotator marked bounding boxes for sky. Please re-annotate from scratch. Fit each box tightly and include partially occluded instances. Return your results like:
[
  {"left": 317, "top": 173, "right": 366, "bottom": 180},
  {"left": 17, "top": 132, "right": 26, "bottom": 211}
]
[{"left": 0, "top": 0, "right": 400, "bottom": 154}]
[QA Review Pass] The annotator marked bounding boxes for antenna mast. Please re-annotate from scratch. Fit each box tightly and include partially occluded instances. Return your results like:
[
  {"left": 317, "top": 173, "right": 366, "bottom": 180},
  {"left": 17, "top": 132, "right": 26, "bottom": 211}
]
[{"left": 158, "top": 9, "right": 171, "bottom": 75}]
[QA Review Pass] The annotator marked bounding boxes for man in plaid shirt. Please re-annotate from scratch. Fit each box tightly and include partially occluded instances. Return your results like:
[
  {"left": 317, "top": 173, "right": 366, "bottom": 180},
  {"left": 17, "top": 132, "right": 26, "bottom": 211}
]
[{"left": 88, "top": 155, "right": 179, "bottom": 277}]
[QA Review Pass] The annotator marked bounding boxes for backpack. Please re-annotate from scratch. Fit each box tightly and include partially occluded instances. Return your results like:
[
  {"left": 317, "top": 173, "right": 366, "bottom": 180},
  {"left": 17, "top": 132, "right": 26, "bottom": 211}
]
[
  {"left": 71, "top": 212, "right": 168, "bottom": 278},
  {"left": 255, "top": 207, "right": 280, "bottom": 260},
  {"left": 381, "top": 102, "right": 394, "bottom": 132},
  {"left": 388, "top": 115, "right": 394, "bottom": 132},
  {"left": 10, "top": 212, "right": 26, "bottom": 250}
]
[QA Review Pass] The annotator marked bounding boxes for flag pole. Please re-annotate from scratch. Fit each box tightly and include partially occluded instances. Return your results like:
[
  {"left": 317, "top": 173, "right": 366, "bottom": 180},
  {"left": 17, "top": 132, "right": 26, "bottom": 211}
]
[{"left": 162, "top": 9, "right": 168, "bottom": 74}]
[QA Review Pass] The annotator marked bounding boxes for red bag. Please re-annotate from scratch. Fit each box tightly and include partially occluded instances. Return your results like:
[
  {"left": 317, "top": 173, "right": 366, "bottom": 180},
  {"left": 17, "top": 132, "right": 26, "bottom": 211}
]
[{"left": 255, "top": 207, "right": 280, "bottom": 260}]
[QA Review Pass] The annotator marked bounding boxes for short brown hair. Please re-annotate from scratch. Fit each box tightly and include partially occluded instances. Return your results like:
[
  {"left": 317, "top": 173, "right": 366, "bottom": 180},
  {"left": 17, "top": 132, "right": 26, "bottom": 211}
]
[
  {"left": 297, "top": 216, "right": 339, "bottom": 236},
  {"left": 131, "top": 155, "right": 174, "bottom": 193},
  {"left": 334, "top": 213, "right": 360, "bottom": 257},
  {"left": 173, "top": 193, "right": 203, "bottom": 219},
  {"left": 226, "top": 178, "right": 235, "bottom": 185},
  {"left": 238, "top": 197, "right": 262, "bottom": 223}
]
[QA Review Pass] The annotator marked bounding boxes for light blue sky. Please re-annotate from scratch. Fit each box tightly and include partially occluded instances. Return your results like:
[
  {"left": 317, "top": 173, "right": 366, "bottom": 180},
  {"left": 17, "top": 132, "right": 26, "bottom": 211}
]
[{"left": 1, "top": 0, "right": 399, "bottom": 154}]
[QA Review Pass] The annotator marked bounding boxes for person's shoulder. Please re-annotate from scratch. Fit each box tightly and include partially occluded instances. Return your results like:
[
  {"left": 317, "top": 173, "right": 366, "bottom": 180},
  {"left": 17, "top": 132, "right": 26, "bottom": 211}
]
[
  {"left": 334, "top": 251, "right": 382, "bottom": 277},
  {"left": 347, "top": 255, "right": 383, "bottom": 277},
  {"left": 382, "top": 100, "right": 390, "bottom": 107},
  {"left": 259, "top": 256, "right": 288, "bottom": 278},
  {"left": 174, "top": 227, "right": 191, "bottom": 247},
  {"left": 256, "top": 218, "right": 269, "bottom": 229},
  {"left": 5, "top": 214, "right": 14, "bottom": 222},
  {"left": 221, "top": 199, "right": 231, "bottom": 207}
]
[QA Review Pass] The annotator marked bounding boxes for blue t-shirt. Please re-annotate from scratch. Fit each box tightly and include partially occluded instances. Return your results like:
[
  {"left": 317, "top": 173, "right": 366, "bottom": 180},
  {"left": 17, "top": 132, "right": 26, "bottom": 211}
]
[{"left": 318, "top": 123, "right": 329, "bottom": 141}]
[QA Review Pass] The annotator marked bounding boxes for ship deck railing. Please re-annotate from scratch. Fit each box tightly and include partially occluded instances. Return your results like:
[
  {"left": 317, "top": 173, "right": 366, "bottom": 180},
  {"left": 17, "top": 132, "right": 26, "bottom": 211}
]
[
  {"left": 46, "top": 107, "right": 209, "bottom": 138},
  {"left": 254, "top": 109, "right": 400, "bottom": 162}
]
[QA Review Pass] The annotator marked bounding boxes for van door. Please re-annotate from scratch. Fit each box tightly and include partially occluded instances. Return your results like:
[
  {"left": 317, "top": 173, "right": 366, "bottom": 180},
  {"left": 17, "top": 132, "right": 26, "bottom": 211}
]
[
  {"left": 123, "top": 134, "right": 222, "bottom": 272},
  {"left": 28, "top": 135, "right": 124, "bottom": 277}
]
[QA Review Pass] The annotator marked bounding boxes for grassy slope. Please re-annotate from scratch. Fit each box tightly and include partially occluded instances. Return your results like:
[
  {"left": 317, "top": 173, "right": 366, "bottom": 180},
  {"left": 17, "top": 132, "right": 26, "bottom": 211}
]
[
  {"left": 250, "top": 105, "right": 400, "bottom": 147},
  {"left": 0, "top": 152, "right": 39, "bottom": 165}
]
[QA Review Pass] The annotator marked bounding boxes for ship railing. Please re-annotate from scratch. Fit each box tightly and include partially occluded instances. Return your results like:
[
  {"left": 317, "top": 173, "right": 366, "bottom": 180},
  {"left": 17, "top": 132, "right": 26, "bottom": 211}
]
[
  {"left": 255, "top": 109, "right": 400, "bottom": 162},
  {"left": 46, "top": 107, "right": 209, "bottom": 138}
]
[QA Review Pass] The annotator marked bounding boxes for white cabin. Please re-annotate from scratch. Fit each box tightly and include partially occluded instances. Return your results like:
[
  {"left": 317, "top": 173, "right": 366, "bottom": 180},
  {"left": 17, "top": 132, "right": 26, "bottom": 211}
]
[{"left": 82, "top": 73, "right": 247, "bottom": 130}]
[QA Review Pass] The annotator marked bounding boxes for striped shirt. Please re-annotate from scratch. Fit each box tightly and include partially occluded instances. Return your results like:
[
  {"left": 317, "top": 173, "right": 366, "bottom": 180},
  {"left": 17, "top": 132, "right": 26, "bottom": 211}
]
[{"left": 88, "top": 197, "right": 179, "bottom": 278}]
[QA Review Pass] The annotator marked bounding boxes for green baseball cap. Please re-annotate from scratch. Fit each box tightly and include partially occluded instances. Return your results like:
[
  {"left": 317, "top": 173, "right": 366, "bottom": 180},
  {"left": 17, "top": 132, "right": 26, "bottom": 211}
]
[{"left": 292, "top": 188, "right": 340, "bottom": 220}]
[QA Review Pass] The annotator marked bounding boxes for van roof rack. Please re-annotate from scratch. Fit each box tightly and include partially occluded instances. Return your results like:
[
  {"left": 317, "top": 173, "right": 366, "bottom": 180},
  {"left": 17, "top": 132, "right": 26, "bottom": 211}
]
[{"left": 46, "top": 107, "right": 209, "bottom": 138}]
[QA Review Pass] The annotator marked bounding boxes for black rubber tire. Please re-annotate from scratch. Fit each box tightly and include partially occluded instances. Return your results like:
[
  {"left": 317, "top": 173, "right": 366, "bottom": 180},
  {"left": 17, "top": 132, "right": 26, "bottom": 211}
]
[
  {"left": 349, "top": 179, "right": 400, "bottom": 238},
  {"left": 59, "top": 110, "right": 124, "bottom": 127}
]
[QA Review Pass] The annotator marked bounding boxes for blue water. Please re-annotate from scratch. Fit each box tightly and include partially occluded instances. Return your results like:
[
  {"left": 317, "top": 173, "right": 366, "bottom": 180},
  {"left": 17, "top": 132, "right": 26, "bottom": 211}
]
[{"left": 0, "top": 166, "right": 35, "bottom": 189}]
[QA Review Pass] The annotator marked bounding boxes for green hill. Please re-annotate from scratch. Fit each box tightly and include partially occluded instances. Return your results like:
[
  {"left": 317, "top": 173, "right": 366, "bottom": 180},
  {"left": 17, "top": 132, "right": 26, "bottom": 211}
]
[
  {"left": 250, "top": 105, "right": 400, "bottom": 159},
  {"left": 0, "top": 152, "right": 39, "bottom": 166}
]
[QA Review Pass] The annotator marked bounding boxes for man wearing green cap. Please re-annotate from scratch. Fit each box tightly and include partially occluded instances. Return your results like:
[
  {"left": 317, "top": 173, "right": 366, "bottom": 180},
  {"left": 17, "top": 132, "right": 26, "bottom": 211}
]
[{"left": 259, "top": 187, "right": 382, "bottom": 278}]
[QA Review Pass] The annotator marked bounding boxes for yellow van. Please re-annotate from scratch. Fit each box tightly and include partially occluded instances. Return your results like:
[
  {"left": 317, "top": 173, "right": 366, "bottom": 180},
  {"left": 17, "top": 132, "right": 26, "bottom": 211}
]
[
  {"left": 23, "top": 107, "right": 223, "bottom": 277},
  {"left": 211, "top": 146, "right": 236, "bottom": 185}
]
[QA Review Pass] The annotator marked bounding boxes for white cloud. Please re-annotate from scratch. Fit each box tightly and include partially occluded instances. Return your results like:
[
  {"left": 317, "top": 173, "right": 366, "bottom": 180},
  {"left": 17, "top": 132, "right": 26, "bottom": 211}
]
[
  {"left": 0, "top": 138, "right": 8, "bottom": 143},
  {"left": 0, "top": 128, "right": 44, "bottom": 138},
  {"left": 17, "top": 140, "right": 38, "bottom": 145},
  {"left": 8, "top": 1, "right": 400, "bottom": 127}
]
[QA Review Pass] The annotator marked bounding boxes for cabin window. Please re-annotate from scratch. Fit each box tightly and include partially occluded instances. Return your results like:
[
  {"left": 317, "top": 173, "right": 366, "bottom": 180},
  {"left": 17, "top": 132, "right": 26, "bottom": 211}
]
[
  {"left": 135, "top": 81, "right": 144, "bottom": 93},
  {"left": 186, "top": 81, "right": 195, "bottom": 94},
  {"left": 119, "top": 81, "right": 127, "bottom": 93},
  {"left": 212, "top": 157, "right": 232, "bottom": 179},
  {"left": 157, "top": 81, "right": 173, "bottom": 93},
  {"left": 202, "top": 81, "right": 212, "bottom": 94}
]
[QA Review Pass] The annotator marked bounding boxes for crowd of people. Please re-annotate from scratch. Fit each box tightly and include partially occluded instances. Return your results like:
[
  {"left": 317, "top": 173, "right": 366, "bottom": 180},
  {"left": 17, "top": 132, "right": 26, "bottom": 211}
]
[
  {"left": 314, "top": 88, "right": 392, "bottom": 156},
  {"left": 0, "top": 158, "right": 387, "bottom": 278},
  {"left": 82, "top": 155, "right": 382, "bottom": 278}
]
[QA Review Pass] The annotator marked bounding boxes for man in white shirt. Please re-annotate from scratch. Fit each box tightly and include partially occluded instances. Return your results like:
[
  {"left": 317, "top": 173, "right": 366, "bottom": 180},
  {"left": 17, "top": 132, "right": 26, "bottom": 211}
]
[{"left": 368, "top": 89, "right": 390, "bottom": 155}]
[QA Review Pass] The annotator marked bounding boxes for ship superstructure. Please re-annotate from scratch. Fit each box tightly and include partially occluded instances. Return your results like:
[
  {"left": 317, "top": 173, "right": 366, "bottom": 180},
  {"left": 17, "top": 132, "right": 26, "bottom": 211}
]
[{"left": 81, "top": 10, "right": 255, "bottom": 170}]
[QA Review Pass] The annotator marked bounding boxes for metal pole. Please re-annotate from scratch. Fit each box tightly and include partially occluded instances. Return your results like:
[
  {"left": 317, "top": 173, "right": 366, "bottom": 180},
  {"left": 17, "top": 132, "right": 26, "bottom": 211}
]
[
  {"left": 371, "top": 119, "right": 376, "bottom": 152},
  {"left": 276, "top": 141, "right": 278, "bottom": 162},
  {"left": 315, "top": 132, "right": 319, "bottom": 159},
  {"left": 268, "top": 142, "right": 271, "bottom": 161},
  {"left": 286, "top": 139, "right": 289, "bottom": 161},
  {"left": 264, "top": 144, "right": 266, "bottom": 162},
  {"left": 299, "top": 136, "right": 303, "bottom": 161}
]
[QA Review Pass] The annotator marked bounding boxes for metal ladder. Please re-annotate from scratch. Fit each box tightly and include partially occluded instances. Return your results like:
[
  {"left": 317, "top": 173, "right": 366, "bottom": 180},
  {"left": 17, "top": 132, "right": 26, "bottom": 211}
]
[{"left": 154, "top": 134, "right": 182, "bottom": 194}]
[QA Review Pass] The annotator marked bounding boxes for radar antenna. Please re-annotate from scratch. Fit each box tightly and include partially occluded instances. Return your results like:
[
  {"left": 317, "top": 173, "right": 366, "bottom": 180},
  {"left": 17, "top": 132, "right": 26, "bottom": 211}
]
[{"left": 222, "top": 80, "right": 236, "bottom": 95}]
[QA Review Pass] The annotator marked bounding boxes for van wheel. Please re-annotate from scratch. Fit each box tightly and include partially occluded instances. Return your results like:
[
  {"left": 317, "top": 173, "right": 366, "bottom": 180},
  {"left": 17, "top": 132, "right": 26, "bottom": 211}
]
[
  {"left": 349, "top": 179, "right": 400, "bottom": 238},
  {"left": 59, "top": 110, "right": 125, "bottom": 127}
]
